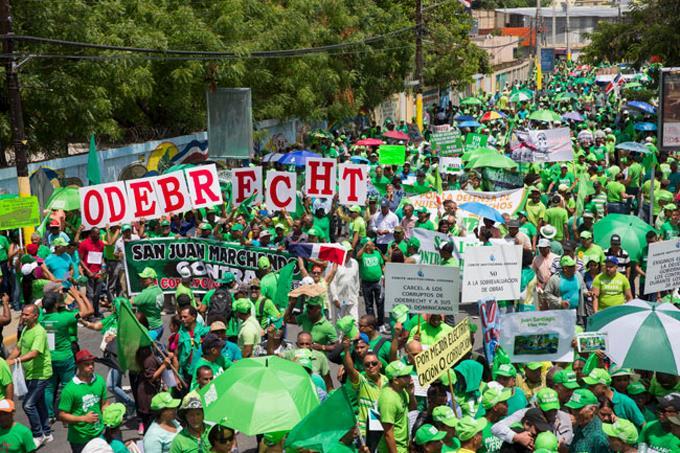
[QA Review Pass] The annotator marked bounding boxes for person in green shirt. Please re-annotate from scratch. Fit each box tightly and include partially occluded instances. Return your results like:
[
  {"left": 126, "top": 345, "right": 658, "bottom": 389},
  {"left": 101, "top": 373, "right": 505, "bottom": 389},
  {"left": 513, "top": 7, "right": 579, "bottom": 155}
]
[
  {"left": 0, "top": 358, "right": 12, "bottom": 403},
  {"left": 0, "top": 399, "right": 36, "bottom": 453},
  {"left": 247, "top": 279, "right": 280, "bottom": 329},
  {"left": 602, "top": 418, "right": 639, "bottom": 453},
  {"left": 407, "top": 314, "right": 452, "bottom": 348},
  {"left": 177, "top": 306, "right": 210, "bottom": 381},
  {"left": 525, "top": 188, "right": 547, "bottom": 228},
  {"left": 175, "top": 276, "right": 197, "bottom": 309},
  {"left": 377, "top": 361, "right": 417, "bottom": 453},
  {"left": 7, "top": 304, "right": 52, "bottom": 443},
  {"left": 414, "top": 207, "right": 435, "bottom": 231},
  {"left": 542, "top": 195, "right": 569, "bottom": 242},
  {"left": 431, "top": 406, "right": 461, "bottom": 452},
  {"left": 547, "top": 165, "right": 575, "bottom": 193},
  {"left": 58, "top": 349, "right": 108, "bottom": 451},
  {"left": 661, "top": 206, "right": 680, "bottom": 240},
  {"left": 190, "top": 333, "right": 230, "bottom": 390},
  {"left": 357, "top": 239, "right": 386, "bottom": 326},
  {"left": 638, "top": 393, "right": 680, "bottom": 453},
  {"left": 564, "top": 389, "right": 610, "bottom": 453},
  {"left": 101, "top": 403, "right": 129, "bottom": 453},
  {"left": 234, "top": 299, "right": 262, "bottom": 358},
  {"left": 280, "top": 331, "right": 333, "bottom": 390},
  {"left": 413, "top": 424, "right": 446, "bottom": 453},
  {"left": 285, "top": 295, "right": 337, "bottom": 351},
  {"left": 592, "top": 257, "right": 632, "bottom": 311},
  {"left": 479, "top": 385, "right": 511, "bottom": 453},
  {"left": 132, "top": 267, "right": 164, "bottom": 339},
  {"left": 42, "top": 291, "right": 93, "bottom": 420},
  {"left": 170, "top": 392, "right": 211, "bottom": 453},
  {"left": 492, "top": 364, "right": 528, "bottom": 416},
  {"left": 583, "top": 368, "right": 645, "bottom": 429},
  {"left": 358, "top": 315, "right": 392, "bottom": 367},
  {"left": 576, "top": 231, "right": 606, "bottom": 268}
]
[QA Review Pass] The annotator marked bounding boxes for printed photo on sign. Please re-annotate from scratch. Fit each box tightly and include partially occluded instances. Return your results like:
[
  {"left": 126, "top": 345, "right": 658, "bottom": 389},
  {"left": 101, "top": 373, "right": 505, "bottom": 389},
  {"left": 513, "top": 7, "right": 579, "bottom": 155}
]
[
  {"left": 576, "top": 332, "right": 608, "bottom": 354},
  {"left": 499, "top": 310, "right": 575, "bottom": 363},
  {"left": 514, "top": 333, "right": 559, "bottom": 356}
]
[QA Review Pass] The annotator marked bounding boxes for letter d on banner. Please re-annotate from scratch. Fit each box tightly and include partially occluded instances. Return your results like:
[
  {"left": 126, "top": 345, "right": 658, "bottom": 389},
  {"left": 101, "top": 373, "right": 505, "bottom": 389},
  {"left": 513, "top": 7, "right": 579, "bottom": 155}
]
[{"left": 265, "top": 171, "right": 296, "bottom": 212}]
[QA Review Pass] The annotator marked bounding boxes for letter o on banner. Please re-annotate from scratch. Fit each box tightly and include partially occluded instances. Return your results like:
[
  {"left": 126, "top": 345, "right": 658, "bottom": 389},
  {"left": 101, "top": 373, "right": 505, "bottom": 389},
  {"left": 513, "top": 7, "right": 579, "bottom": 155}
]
[{"left": 80, "top": 187, "right": 106, "bottom": 228}]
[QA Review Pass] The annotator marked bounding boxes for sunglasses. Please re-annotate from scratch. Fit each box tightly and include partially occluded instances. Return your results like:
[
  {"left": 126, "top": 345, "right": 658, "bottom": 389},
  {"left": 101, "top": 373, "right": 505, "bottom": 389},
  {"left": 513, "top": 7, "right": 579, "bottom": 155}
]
[{"left": 364, "top": 361, "right": 379, "bottom": 367}]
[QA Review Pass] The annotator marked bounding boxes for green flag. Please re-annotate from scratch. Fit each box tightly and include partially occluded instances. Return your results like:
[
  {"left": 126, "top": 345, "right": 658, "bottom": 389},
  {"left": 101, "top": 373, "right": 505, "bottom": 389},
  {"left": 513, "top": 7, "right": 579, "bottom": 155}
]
[
  {"left": 237, "top": 192, "right": 258, "bottom": 221},
  {"left": 575, "top": 177, "right": 594, "bottom": 216},
  {"left": 117, "top": 300, "right": 153, "bottom": 372},
  {"left": 87, "top": 134, "right": 101, "bottom": 186},
  {"left": 284, "top": 388, "right": 356, "bottom": 453},
  {"left": 273, "top": 262, "right": 296, "bottom": 309}
]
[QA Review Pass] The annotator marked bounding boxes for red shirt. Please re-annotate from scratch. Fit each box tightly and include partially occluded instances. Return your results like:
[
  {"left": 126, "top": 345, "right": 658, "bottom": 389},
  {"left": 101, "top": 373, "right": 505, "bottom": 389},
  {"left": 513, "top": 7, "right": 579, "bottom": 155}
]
[{"left": 78, "top": 237, "right": 104, "bottom": 274}]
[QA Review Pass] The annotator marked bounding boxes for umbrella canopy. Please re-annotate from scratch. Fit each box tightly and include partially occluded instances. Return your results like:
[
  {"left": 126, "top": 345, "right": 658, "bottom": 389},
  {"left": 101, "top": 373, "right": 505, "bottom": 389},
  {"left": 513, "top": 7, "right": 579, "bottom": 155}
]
[
  {"left": 355, "top": 138, "right": 383, "bottom": 146},
  {"left": 278, "top": 150, "right": 321, "bottom": 166},
  {"left": 382, "top": 130, "right": 409, "bottom": 141},
  {"left": 467, "top": 154, "right": 518, "bottom": 170},
  {"left": 634, "top": 122, "right": 657, "bottom": 132},
  {"left": 626, "top": 101, "right": 656, "bottom": 115},
  {"left": 461, "top": 147, "right": 498, "bottom": 162},
  {"left": 528, "top": 109, "right": 561, "bottom": 122},
  {"left": 349, "top": 156, "right": 369, "bottom": 164},
  {"left": 460, "top": 97, "right": 482, "bottom": 106},
  {"left": 45, "top": 187, "right": 81, "bottom": 211},
  {"left": 457, "top": 120, "right": 481, "bottom": 129},
  {"left": 199, "top": 356, "right": 319, "bottom": 435},
  {"left": 615, "top": 142, "right": 651, "bottom": 154},
  {"left": 458, "top": 202, "right": 505, "bottom": 223},
  {"left": 454, "top": 114, "right": 475, "bottom": 122},
  {"left": 262, "top": 152, "right": 283, "bottom": 163},
  {"left": 480, "top": 111, "right": 504, "bottom": 122},
  {"left": 587, "top": 300, "right": 680, "bottom": 375},
  {"left": 593, "top": 214, "right": 656, "bottom": 261},
  {"left": 555, "top": 92, "right": 578, "bottom": 102},
  {"left": 562, "top": 111, "right": 584, "bottom": 122},
  {"left": 509, "top": 92, "right": 531, "bottom": 103}
]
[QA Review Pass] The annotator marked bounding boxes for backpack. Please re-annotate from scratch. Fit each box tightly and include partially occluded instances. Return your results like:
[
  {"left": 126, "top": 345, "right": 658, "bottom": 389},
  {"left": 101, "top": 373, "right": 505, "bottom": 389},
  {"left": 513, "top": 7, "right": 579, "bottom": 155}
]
[{"left": 206, "top": 288, "right": 232, "bottom": 325}]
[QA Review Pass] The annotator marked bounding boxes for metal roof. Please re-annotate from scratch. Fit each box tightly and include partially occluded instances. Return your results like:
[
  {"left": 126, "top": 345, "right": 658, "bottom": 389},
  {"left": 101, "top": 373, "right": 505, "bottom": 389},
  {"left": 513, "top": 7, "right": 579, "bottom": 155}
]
[{"left": 494, "top": 6, "right": 628, "bottom": 18}]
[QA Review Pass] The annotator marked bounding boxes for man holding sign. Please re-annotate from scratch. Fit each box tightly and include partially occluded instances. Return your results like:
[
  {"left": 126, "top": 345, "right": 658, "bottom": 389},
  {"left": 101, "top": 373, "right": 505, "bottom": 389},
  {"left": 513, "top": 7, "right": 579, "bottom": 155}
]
[{"left": 78, "top": 228, "right": 107, "bottom": 318}]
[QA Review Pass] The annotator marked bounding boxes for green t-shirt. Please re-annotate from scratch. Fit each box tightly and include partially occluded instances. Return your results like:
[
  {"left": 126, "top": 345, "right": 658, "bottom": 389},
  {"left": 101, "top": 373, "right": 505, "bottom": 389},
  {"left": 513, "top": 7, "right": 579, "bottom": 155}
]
[
  {"left": 350, "top": 217, "right": 367, "bottom": 240},
  {"left": 0, "top": 422, "right": 35, "bottom": 453},
  {"left": 479, "top": 423, "right": 503, "bottom": 453},
  {"left": 253, "top": 297, "right": 281, "bottom": 329},
  {"left": 58, "top": 374, "right": 107, "bottom": 445},
  {"left": 41, "top": 310, "right": 78, "bottom": 362},
  {"left": 519, "top": 221, "right": 537, "bottom": 240},
  {"left": 639, "top": 420, "right": 680, "bottom": 453},
  {"left": 627, "top": 162, "right": 643, "bottom": 188},
  {"left": 134, "top": 284, "right": 164, "bottom": 329},
  {"left": 414, "top": 219, "right": 435, "bottom": 231},
  {"left": 525, "top": 200, "right": 546, "bottom": 228},
  {"left": 295, "top": 313, "right": 337, "bottom": 346},
  {"left": 408, "top": 321, "right": 452, "bottom": 347},
  {"left": 359, "top": 250, "right": 384, "bottom": 282},
  {"left": 169, "top": 426, "right": 211, "bottom": 453},
  {"left": 611, "top": 390, "right": 645, "bottom": 429},
  {"left": 190, "top": 357, "right": 229, "bottom": 390},
  {"left": 593, "top": 272, "right": 630, "bottom": 309},
  {"left": 260, "top": 272, "right": 280, "bottom": 308},
  {"left": 577, "top": 244, "right": 606, "bottom": 265},
  {"left": 387, "top": 240, "right": 408, "bottom": 256},
  {"left": 0, "top": 236, "right": 9, "bottom": 262},
  {"left": 0, "top": 358, "right": 11, "bottom": 401},
  {"left": 350, "top": 373, "right": 388, "bottom": 436},
  {"left": 377, "top": 386, "right": 410, "bottom": 453},
  {"left": 606, "top": 181, "right": 626, "bottom": 202},
  {"left": 18, "top": 324, "right": 52, "bottom": 380},
  {"left": 661, "top": 221, "right": 680, "bottom": 240},
  {"left": 543, "top": 207, "right": 568, "bottom": 241},
  {"left": 281, "top": 348, "right": 330, "bottom": 377},
  {"left": 237, "top": 316, "right": 262, "bottom": 349}
]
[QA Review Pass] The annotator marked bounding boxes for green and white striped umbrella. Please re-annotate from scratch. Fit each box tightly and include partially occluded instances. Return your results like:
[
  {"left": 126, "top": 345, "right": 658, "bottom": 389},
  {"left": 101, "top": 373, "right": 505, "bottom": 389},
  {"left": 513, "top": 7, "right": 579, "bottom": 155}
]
[{"left": 587, "top": 300, "right": 680, "bottom": 375}]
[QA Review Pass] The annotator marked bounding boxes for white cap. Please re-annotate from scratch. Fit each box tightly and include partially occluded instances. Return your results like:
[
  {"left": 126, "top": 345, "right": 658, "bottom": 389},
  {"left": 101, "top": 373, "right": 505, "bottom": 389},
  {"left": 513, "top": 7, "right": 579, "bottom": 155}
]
[{"left": 538, "top": 238, "right": 551, "bottom": 248}]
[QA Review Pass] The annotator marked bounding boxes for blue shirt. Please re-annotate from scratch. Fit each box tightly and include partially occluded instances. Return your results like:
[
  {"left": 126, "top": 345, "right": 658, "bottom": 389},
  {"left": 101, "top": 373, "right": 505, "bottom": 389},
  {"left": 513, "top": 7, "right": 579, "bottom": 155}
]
[
  {"left": 222, "top": 341, "right": 242, "bottom": 362},
  {"left": 559, "top": 273, "right": 580, "bottom": 309},
  {"left": 44, "top": 253, "right": 73, "bottom": 288}
]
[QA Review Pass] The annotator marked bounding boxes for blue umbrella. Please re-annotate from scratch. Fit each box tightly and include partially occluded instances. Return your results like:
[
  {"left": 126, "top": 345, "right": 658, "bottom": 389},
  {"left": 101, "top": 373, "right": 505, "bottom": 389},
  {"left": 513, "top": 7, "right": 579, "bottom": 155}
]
[
  {"left": 634, "top": 122, "right": 657, "bottom": 132},
  {"left": 262, "top": 152, "right": 283, "bottom": 163},
  {"left": 615, "top": 142, "right": 652, "bottom": 154},
  {"left": 561, "top": 111, "right": 584, "bottom": 122},
  {"left": 627, "top": 101, "right": 656, "bottom": 115},
  {"left": 457, "top": 121, "right": 481, "bottom": 129},
  {"left": 458, "top": 202, "right": 505, "bottom": 223},
  {"left": 350, "top": 155, "right": 369, "bottom": 164},
  {"left": 455, "top": 115, "right": 475, "bottom": 122},
  {"left": 278, "top": 150, "right": 321, "bottom": 166}
]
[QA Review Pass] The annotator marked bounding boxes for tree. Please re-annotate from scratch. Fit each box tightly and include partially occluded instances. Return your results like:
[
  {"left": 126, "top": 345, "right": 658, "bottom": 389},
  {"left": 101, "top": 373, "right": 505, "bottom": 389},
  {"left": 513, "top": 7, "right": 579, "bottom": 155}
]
[{"left": 581, "top": 0, "right": 680, "bottom": 67}]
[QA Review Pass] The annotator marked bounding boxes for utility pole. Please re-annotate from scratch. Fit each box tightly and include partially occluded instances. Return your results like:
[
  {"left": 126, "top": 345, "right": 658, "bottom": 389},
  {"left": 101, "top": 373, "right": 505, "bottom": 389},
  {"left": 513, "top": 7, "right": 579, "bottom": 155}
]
[
  {"left": 0, "top": 0, "right": 34, "bottom": 240},
  {"left": 565, "top": 0, "right": 571, "bottom": 61},
  {"left": 535, "top": 0, "right": 542, "bottom": 90},
  {"left": 415, "top": 0, "right": 424, "bottom": 132}
]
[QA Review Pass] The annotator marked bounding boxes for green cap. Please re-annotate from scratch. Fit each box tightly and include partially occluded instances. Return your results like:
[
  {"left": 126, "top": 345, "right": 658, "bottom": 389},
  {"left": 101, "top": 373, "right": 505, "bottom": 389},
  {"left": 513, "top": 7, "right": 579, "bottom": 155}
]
[
  {"left": 417, "top": 206, "right": 429, "bottom": 215},
  {"left": 217, "top": 272, "right": 235, "bottom": 285},
  {"left": 161, "top": 219, "right": 171, "bottom": 227},
  {"left": 233, "top": 299, "right": 252, "bottom": 314},
  {"left": 583, "top": 368, "right": 611, "bottom": 386},
  {"left": 307, "top": 228, "right": 319, "bottom": 237},
  {"left": 560, "top": 255, "right": 576, "bottom": 267},
  {"left": 121, "top": 224, "right": 132, "bottom": 232},
  {"left": 408, "top": 237, "right": 421, "bottom": 250},
  {"left": 200, "top": 223, "right": 212, "bottom": 231},
  {"left": 391, "top": 304, "right": 410, "bottom": 324},
  {"left": 306, "top": 296, "right": 324, "bottom": 307},
  {"left": 385, "top": 360, "right": 413, "bottom": 379},
  {"left": 526, "top": 362, "right": 543, "bottom": 371},
  {"left": 565, "top": 389, "right": 598, "bottom": 409},
  {"left": 349, "top": 205, "right": 362, "bottom": 213},
  {"left": 138, "top": 267, "right": 157, "bottom": 279},
  {"left": 151, "top": 392, "right": 181, "bottom": 411},
  {"left": 535, "top": 388, "right": 560, "bottom": 411},
  {"left": 456, "top": 416, "right": 488, "bottom": 441},
  {"left": 102, "top": 403, "right": 126, "bottom": 428},
  {"left": 482, "top": 386, "right": 512, "bottom": 410},
  {"left": 231, "top": 223, "right": 244, "bottom": 231},
  {"left": 431, "top": 406, "right": 458, "bottom": 428},
  {"left": 179, "top": 391, "right": 203, "bottom": 411},
  {"left": 626, "top": 382, "right": 647, "bottom": 396},
  {"left": 610, "top": 366, "right": 634, "bottom": 378},
  {"left": 579, "top": 231, "right": 593, "bottom": 240},
  {"left": 258, "top": 256, "right": 271, "bottom": 269},
  {"left": 535, "top": 431, "right": 558, "bottom": 450},
  {"left": 553, "top": 369, "right": 579, "bottom": 389},
  {"left": 341, "top": 240, "right": 353, "bottom": 251},
  {"left": 52, "top": 237, "right": 68, "bottom": 247},
  {"left": 663, "top": 203, "right": 677, "bottom": 211},
  {"left": 336, "top": 316, "right": 359, "bottom": 339},
  {"left": 414, "top": 424, "right": 446, "bottom": 445},
  {"left": 493, "top": 363, "right": 517, "bottom": 378},
  {"left": 602, "top": 419, "right": 638, "bottom": 445}
]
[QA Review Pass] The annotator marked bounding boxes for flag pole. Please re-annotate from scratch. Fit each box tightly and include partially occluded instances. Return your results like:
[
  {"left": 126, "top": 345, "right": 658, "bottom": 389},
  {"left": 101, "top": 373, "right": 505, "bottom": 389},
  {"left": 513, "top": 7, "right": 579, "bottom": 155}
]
[{"left": 151, "top": 341, "right": 187, "bottom": 389}]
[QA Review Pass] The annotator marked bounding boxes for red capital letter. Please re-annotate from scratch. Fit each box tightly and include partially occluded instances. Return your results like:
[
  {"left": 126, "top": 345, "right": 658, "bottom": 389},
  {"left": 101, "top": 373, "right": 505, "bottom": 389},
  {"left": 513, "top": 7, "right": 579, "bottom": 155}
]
[
  {"left": 83, "top": 190, "right": 105, "bottom": 227},
  {"left": 103, "top": 185, "right": 127, "bottom": 223},
  {"left": 233, "top": 170, "right": 256, "bottom": 204},
  {"left": 341, "top": 166, "right": 364, "bottom": 202},
  {"left": 128, "top": 180, "right": 157, "bottom": 217},
  {"left": 156, "top": 175, "right": 186, "bottom": 212},
  {"left": 307, "top": 160, "right": 335, "bottom": 196},
  {"left": 270, "top": 175, "right": 292, "bottom": 208}
]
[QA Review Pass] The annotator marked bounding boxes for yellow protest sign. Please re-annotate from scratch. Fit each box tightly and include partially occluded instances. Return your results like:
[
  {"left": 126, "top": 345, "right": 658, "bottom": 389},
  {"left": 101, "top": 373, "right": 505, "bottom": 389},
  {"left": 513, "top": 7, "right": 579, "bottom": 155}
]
[{"left": 414, "top": 318, "right": 472, "bottom": 386}]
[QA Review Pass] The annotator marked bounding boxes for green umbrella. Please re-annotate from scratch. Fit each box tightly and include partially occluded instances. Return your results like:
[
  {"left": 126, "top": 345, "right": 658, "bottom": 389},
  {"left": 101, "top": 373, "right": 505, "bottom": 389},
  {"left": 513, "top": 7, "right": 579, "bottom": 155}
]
[
  {"left": 198, "top": 356, "right": 319, "bottom": 435},
  {"left": 460, "top": 96, "right": 482, "bottom": 106},
  {"left": 624, "top": 82, "right": 642, "bottom": 90},
  {"left": 573, "top": 77, "right": 591, "bottom": 85},
  {"left": 509, "top": 92, "right": 531, "bottom": 103},
  {"left": 593, "top": 214, "right": 656, "bottom": 261},
  {"left": 45, "top": 187, "right": 81, "bottom": 211},
  {"left": 587, "top": 299, "right": 680, "bottom": 375},
  {"left": 467, "top": 153, "right": 518, "bottom": 170},
  {"left": 555, "top": 92, "right": 578, "bottom": 102},
  {"left": 461, "top": 147, "right": 498, "bottom": 162},
  {"left": 528, "top": 109, "right": 561, "bottom": 122}
]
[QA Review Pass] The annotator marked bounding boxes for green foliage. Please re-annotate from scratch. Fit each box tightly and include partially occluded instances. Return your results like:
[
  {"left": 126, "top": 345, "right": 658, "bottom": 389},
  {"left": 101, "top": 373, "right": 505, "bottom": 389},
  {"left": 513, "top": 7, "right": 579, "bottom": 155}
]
[
  {"left": 472, "top": 0, "right": 550, "bottom": 8},
  {"left": 1, "top": 0, "right": 487, "bottom": 157},
  {"left": 621, "top": 88, "right": 656, "bottom": 103},
  {"left": 581, "top": 0, "right": 680, "bottom": 67}
]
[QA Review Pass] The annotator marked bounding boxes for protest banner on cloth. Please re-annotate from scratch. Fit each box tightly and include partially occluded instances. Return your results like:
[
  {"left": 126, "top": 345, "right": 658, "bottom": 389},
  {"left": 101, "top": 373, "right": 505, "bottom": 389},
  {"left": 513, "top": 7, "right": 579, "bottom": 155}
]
[
  {"left": 378, "top": 145, "right": 406, "bottom": 165},
  {"left": 465, "top": 133, "right": 488, "bottom": 150},
  {"left": 414, "top": 318, "right": 472, "bottom": 386},
  {"left": 0, "top": 196, "right": 40, "bottom": 230},
  {"left": 124, "top": 237, "right": 299, "bottom": 294},
  {"left": 384, "top": 263, "right": 460, "bottom": 315},
  {"left": 643, "top": 238, "right": 680, "bottom": 294},
  {"left": 509, "top": 128, "right": 574, "bottom": 163},
  {"left": 441, "top": 188, "right": 525, "bottom": 215},
  {"left": 407, "top": 192, "right": 441, "bottom": 219},
  {"left": 499, "top": 310, "right": 576, "bottom": 363},
  {"left": 439, "top": 157, "right": 463, "bottom": 175},
  {"left": 462, "top": 245, "right": 522, "bottom": 303}
]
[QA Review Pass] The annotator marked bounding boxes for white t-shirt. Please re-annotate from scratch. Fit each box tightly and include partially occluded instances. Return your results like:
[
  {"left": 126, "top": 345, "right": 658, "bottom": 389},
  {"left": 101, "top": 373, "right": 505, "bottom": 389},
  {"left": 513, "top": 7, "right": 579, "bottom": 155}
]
[{"left": 114, "top": 234, "right": 140, "bottom": 256}]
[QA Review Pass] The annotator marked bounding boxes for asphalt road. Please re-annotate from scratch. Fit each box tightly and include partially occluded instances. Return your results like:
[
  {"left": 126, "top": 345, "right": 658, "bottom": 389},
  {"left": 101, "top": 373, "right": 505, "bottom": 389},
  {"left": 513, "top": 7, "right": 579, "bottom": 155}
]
[{"left": 7, "top": 303, "right": 483, "bottom": 452}]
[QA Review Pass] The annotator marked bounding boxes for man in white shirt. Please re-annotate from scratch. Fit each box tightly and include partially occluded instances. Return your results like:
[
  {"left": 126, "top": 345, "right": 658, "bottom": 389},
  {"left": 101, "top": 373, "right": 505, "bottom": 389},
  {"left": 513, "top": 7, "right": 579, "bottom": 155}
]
[
  {"left": 113, "top": 224, "right": 140, "bottom": 297},
  {"left": 328, "top": 241, "right": 360, "bottom": 321},
  {"left": 369, "top": 199, "right": 400, "bottom": 253}
]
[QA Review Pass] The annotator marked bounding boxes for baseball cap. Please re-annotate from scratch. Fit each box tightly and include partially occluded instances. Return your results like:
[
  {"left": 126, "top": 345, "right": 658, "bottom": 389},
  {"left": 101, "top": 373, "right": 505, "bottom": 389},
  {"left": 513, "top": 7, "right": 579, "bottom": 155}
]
[
  {"left": 179, "top": 391, "right": 203, "bottom": 411},
  {"left": 536, "top": 388, "right": 560, "bottom": 411},
  {"left": 161, "top": 219, "right": 171, "bottom": 227},
  {"left": 274, "top": 223, "right": 285, "bottom": 230},
  {"left": 517, "top": 210, "right": 528, "bottom": 218},
  {"left": 231, "top": 223, "right": 244, "bottom": 231},
  {"left": 565, "top": 389, "right": 598, "bottom": 409},
  {"left": 626, "top": 382, "right": 647, "bottom": 396},
  {"left": 526, "top": 362, "right": 543, "bottom": 371},
  {"left": 609, "top": 366, "right": 634, "bottom": 378},
  {"left": 341, "top": 240, "right": 353, "bottom": 251},
  {"left": 233, "top": 299, "right": 252, "bottom": 314},
  {"left": 482, "top": 385, "right": 512, "bottom": 410},
  {"left": 0, "top": 400, "right": 15, "bottom": 412},
  {"left": 417, "top": 206, "right": 429, "bottom": 215},
  {"left": 456, "top": 416, "right": 487, "bottom": 441},
  {"left": 414, "top": 424, "right": 446, "bottom": 445},
  {"left": 560, "top": 255, "right": 576, "bottom": 267},
  {"left": 507, "top": 219, "right": 520, "bottom": 228},
  {"left": 349, "top": 205, "right": 362, "bottom": 213},
  {"left": 202, "top": 333, "right": 226, "bottom": 352},
  {"left": 431, "top": 406, "right": 458, "bottom": 428},
  {"left": 306, "top": 295, "right": 324, "bottom": 307},
  {"left": 52, "top": 237, "right": 68, "bottom": 247},
  {"left": 217, "top": 272, "right": 235, "bottom": 285},
  {"left": 579, "top": 231, "right": 593, "bottom": 240},
  {"left": 610, "top": 234, "right": 622, "bottom": 244},
  {"left": 258, "top": 256, "right": 271, "bottom": 269},
  {"left": 259, "top": 230, "right": 271, "bottom": 239},
  {"left": 493, "top": 363, "right": 517, "bottom": 378},
  {"left": 605, "top": 256, "right": 619, "bottom": 265},
  {"left": 75, "top": 349, "right": 97, "bottom": 364},
  {"left": 307, "top": 228, "right": 319, "bottom": 237},
  {"left": 209, "top": 321, "right": 227, "bottom": 332},
  {"left": 408, "top": 237, "right": 420, "bottom": 250},
  {"left": 103, "top": 403, "right": 126, "bottom": 428},
  {"left": 538, "top": 238, "right": 551, "bottom": 248},
  {"left": 582, "top": 212, "right": 594, "bottom": 219},
  {"left": 199, "top": 223, "right": 212, "bottom": 231},
  {"left": 534, "top": 431, "right": 558, "bottom": 451},
  {"left": 121, "top": 224, "right": 132, "bottom": 232},
  {"left": 583, "top": 368, "right": 612, "bottom": 386},
  {"left": 658, "top": 393, "right": 680, "bottom": 412},
  {"left": 385, "top": 360, "right": 413, "bottom": 379},
  {"left": 602, "top": 419, "right": 638, "bottom": 445},
  {"left": 391, "top": 304, "right": 410, "bottom": 324},
  {"left": 138, "top": 267, "right": 157, "bottom": 279},
  {"left": 336, "top": 316, "right": 359, "bottom": 339},
  {"left": 553, "top": 369, "right": 579, "bottom": 389},
  {"left": 380, "top": 199, "right": 390, "bottom": 208}
]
